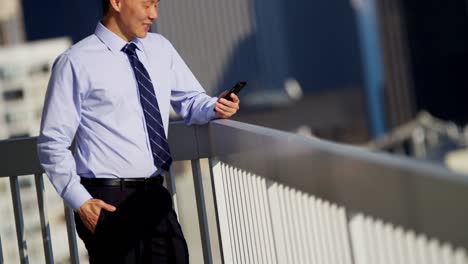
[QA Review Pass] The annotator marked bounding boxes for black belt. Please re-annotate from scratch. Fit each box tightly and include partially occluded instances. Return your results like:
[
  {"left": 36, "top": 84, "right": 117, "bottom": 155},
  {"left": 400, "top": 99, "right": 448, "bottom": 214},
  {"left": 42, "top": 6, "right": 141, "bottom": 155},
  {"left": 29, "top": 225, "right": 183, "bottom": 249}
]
[{"left": 81, "top": 176, "right": 164, "bottom": 190}]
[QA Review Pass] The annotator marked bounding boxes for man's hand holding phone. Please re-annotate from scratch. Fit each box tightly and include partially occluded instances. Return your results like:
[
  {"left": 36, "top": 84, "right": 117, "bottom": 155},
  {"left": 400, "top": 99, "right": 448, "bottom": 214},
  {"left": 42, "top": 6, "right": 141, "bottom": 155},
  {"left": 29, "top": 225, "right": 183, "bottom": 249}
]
[
  {"left": 215, "top": 81, "right": 246, "bottom": 119},
  {"left": 215, "top": 91, "right": 240, "bottom": 119}
]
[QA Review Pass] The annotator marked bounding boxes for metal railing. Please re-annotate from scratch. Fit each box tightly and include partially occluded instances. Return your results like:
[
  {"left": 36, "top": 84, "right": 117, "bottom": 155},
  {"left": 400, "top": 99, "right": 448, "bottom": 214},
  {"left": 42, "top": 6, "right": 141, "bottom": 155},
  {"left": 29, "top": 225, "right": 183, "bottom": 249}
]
[{"left": 1, "top": 119, "right": 468, "bottom": 263}]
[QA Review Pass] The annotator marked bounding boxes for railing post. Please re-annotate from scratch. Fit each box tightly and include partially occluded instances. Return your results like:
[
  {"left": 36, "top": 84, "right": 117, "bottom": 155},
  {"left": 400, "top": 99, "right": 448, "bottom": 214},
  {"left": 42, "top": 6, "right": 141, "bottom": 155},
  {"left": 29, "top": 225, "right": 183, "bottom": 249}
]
[
  {"left": 0, "top": 231, "right": 4, "bottom": 264},
  {"left": 166, "top": 169, "right": 179, "bottom": 216},
  {"left": 10, "top": 176, "right": 29, "bottom": 264},
  {"left": 191, "top": 159, "right": 213, "bottom": 264},
  {"left": 208, "top": 159, "right": 229, "bottom": 263},
  {"left": 64, "top": 204, "right": 80, "bottom": 264},
  {"left": 34, "top": 174, "right": 54, "bottom": 264}
]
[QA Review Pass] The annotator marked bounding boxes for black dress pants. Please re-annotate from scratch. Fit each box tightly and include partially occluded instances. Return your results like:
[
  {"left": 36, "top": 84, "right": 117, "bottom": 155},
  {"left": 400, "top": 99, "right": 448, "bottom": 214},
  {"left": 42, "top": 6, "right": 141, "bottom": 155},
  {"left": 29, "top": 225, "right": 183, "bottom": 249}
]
[{"left": 75, "top": 179, "right": 189, "bottom": 264}]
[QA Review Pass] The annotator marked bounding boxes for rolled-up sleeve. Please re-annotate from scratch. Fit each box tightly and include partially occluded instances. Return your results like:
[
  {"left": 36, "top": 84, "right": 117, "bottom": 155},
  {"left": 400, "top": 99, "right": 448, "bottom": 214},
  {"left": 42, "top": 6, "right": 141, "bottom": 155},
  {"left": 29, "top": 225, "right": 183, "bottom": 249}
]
[{"left": 37, "top": 54, "right": 92, "bottom": 211}]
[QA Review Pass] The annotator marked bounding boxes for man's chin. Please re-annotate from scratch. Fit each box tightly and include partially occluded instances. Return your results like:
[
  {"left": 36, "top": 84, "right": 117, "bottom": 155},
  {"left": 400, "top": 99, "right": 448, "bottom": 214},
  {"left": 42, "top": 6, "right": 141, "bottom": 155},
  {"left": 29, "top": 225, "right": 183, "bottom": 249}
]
[{"left": 137, "top": 32, "right": 148, "bottom": 38}]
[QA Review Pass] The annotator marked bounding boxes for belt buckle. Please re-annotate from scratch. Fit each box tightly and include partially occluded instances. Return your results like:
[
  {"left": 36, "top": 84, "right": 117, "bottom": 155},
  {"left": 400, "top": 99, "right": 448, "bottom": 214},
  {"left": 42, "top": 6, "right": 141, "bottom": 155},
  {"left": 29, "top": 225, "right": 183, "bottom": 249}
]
[
  {"left": 118, "top": 177, "right": 160, "bottom": 191},
  {"left": 130, "top": 178, "right": 148, "bottom": 191},
  {"left": 120, "top": 178, "right": 138, "bottom": 191}
]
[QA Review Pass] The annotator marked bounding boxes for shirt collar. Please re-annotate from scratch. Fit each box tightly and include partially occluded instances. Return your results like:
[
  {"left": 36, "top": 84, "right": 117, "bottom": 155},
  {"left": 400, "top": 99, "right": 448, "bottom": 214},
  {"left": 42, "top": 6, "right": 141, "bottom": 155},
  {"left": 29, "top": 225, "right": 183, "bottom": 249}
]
[{"left": 95, "top": 22, "right": 144, "bottom": 55}]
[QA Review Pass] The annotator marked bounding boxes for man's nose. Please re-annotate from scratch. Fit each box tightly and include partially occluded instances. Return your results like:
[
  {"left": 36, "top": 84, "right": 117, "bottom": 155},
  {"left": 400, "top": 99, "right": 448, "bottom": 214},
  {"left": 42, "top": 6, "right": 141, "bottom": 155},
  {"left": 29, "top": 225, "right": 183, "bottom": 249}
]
[{"left": 149, "top": 7, "right": 158, "bottom": 21}]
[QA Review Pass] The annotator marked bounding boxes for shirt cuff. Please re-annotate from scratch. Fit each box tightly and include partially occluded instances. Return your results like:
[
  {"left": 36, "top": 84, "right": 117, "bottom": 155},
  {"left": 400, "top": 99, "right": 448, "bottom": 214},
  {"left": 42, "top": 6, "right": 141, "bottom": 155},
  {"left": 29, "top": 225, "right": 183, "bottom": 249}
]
[
  {"left": 62, "top": 181, "right": 93, "bottom": 211},
  {"left": 207, "top": 97, "right": 219, "bottom": 121}
]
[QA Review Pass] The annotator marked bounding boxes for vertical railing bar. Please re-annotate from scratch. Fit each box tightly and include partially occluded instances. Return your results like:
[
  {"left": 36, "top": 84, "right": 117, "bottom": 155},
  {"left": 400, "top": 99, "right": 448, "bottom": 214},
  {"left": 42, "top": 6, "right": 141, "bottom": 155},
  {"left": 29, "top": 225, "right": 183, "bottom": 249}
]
[
  {"left": 245, "top": 173, "right": 259, "bottom": 263},
  {"left": 238, "top": 170, "right": 252, "bottom": 263},
  {"left": 294, "top": 191, "right": 308, "bottom": 263},
  {"left": 443, "top": 244, "right": 456, "bottom": 264},
  {"left": 316, "top": 200, "right": 329, "bottom": 263},
  {"left": 328, "top": 205, "right": 340, "bottom": 264},
  {"left": 239, "top": 171, "right": 254, "bottom": 263},
  {"left": 327, "top": 202, "right": 339, "bottom": 264},
  {"left": 247, "top": 173, "right": 262, "bottom": 263},
  {"left": 64, "top": 203, "right": 79, "bottom": 264},
  {"left": 229, "top": 166, "right": 244, "bottom": 263},
  {"left": 365, "top": 217, "right": 378, "bottom": 263},
  {"left": 34, "top": 173, "right": 55, "bottom": 264},
  {"left": 223, "top": 164, "right": 239, "bottom": 263},
  {"left": 344, "top": 210, "right": 357, "bottom": 264},
  {"left": 282, "top": 187, "right": 296, "bottom": 263},
  {"left": 279, "top": 185, "right": 293, "bottom": 263},
  {"left": 191, "top": 159, "right": 213, "bottom": 264},
  {"left": 454, "top": 247, "right": 468, "bottom": 264},
  {"left": 269, "top": 183, "right": 286, "bottom": 263},
  {"left": 395, "top": 225, "right": 406, "bottom": 263},
  {"left": 323, "top": 203, "right": 337, "bottom": 264},
  {"left": 349, "top": 214, "right": 367, "bottom": 264},
  {"left": 208, "top": 159, "right": 229, "bottom": 263},
  {"left": 376, "top": 221, "right": 389, "bottom": 264},
  {"left": 418, "top": 235, "right": 430, "bottom": 264},
  {"left": 403, "top": 230, "right": 415, "bottom": 263},
  {"left": 166, "top": 168, "right": 179, "bottom": 216},
  {"left": 336, "top": 208, "right": 352, "bottom": 264},
  {"left": 427, "top": 238, "right": 438, "bottom": 264},
  {"left": 287, "top": 188, "right": 300, "bottom": 263},
  {"left": 291, "top": 189, "right": 305, "bottom": 263},
  {"left": 302, "top": 194, "right": 316, "bottom": 263},
  {"left": 231, "top": 167, "right": 247, "bottom": 263},
  {"left": 201, "top": 159, "right": 224, "bottom": 264},
  {"left": 383, "top": 225, "right": 396, "bottom": 264},
  {"left": 237, "top": 171, "right": 249, "bottom": 263},
  {"left": 221, "top": 163, "right": 239, "bottom": 263},
  {"left": 252, "top": 176, "right": 267, "bottom": 264},
  {"left": 10, "top": 176, "right": 29, "bottom": 264},
  {"left": 330, "top": 205, "right": 345, "bottom": 264},
  {"left": 262, "top": 179, "right": 278, "bottom": 263},
  {"left": 0, "top": 225, "right": 4, "bottom": 263},
  {"left": 310, "top": 196, "right": 323, "bottom": 263}
]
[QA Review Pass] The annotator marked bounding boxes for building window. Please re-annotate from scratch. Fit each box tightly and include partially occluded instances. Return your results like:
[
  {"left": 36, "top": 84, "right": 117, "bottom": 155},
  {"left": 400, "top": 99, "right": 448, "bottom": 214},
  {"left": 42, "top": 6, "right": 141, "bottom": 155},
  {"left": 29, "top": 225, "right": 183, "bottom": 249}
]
[
  {"left": 18, "top": 177, "right": 32, "bottom": 189},
  {"left": 0, "top": 67, "right": 19, "bottom": 81},
  {"left": 40, "top": 63, "right": 50, "bottom": 73},
  {"left": 3, "top": 89, "right": 24, "bottom": 101},
  {"left": 29, "top": 63, "right": 50, "bottom": 76},
  {"left": 4, "top": 112, "right": 27, "bottom": 124},
  {"left": 9, "top": 133, "right": 30, "bottom": 139},
  {"left": 5, "top": 112, "right": 11, "bottom": 123}
]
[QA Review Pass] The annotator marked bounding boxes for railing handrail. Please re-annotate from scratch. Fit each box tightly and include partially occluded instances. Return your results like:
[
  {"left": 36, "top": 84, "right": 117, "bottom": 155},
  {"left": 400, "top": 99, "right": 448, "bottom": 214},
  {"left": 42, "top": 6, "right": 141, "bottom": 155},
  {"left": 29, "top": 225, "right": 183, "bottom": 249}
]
[
  {"left": 2, "top": 119, "right": 466, "bottom": 183},
  {"left": 0, "top": 121, "right": 208, "bottom": 177},
  {"left": 209, "top": 119, "right": 468, "bottom": 184}
]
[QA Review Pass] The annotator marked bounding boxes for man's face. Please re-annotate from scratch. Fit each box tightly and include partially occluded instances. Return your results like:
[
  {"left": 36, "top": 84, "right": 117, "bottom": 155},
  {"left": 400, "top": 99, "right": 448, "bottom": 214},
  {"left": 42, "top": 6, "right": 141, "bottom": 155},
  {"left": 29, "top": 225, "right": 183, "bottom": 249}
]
[{"left": 118, "top": 0, "right": 159, "bottom": 41}]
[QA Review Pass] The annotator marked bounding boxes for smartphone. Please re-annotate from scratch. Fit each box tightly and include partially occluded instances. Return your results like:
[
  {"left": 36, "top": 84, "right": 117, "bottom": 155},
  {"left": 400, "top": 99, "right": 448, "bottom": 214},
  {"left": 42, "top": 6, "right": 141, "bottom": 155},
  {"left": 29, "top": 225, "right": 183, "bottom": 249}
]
[{"left": 223, "top": 81, "right": 247, "bottom": 101}]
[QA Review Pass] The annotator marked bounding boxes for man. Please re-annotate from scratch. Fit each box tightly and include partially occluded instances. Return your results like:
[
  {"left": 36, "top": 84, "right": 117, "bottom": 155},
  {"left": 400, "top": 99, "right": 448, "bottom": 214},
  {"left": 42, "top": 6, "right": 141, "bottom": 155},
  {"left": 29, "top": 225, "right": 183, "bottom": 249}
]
[{"left": 37, "top": 0, "right": 239, "bottom": 262}]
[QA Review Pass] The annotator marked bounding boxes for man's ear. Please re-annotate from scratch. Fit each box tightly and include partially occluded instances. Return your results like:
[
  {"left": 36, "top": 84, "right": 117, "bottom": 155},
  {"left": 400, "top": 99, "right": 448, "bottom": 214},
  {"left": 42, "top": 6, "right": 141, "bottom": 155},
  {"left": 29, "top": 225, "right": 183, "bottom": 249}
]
[{"left": 109, "top": 0, "right": 122, "bottom": 12}]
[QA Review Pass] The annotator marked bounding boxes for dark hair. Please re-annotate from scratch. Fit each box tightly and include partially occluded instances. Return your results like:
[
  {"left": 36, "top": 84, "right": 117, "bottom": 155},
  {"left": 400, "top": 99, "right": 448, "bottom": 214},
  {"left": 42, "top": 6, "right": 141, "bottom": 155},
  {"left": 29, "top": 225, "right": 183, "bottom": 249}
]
[
  {"left": 102, "top": 0, "right": 110, "bottom": 15},
  {"left": 102, "top": 0, "right": 161, "bottom": 15}
]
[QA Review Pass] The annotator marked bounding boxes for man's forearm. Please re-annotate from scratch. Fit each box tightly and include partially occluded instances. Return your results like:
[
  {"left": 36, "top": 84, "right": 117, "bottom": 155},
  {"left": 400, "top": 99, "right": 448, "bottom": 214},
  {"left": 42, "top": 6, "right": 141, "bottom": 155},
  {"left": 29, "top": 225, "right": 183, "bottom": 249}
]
[{"left": 37, "top": 137, "right": 92, "bottom": 210}]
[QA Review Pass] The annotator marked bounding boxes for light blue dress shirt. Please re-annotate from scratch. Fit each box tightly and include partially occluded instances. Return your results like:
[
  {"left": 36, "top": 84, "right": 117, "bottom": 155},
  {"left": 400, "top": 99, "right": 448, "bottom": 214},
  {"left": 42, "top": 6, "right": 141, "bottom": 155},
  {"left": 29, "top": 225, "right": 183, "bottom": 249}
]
[{"left": 37, "top": 23, "right": 218, "bottom": 210}]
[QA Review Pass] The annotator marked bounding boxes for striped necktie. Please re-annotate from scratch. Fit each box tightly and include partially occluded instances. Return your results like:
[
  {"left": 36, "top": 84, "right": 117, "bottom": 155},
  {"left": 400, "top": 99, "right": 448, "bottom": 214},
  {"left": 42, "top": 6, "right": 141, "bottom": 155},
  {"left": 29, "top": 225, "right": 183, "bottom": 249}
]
[{"left": 122, "top": 42, "right": 172, "bottom": 171}]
